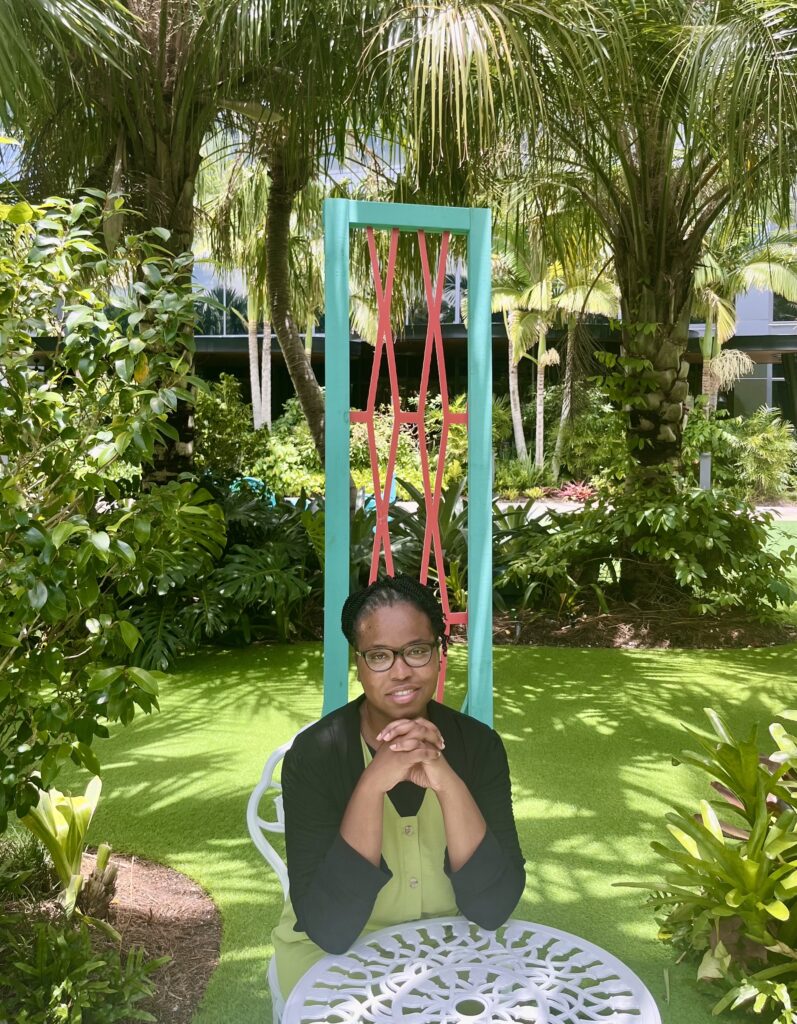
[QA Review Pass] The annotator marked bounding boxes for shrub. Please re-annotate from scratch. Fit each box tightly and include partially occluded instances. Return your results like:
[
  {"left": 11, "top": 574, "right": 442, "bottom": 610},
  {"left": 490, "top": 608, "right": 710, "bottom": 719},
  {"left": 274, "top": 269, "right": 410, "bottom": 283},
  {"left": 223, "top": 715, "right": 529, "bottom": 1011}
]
[
  {"left": 0, "top": 911, "right": 164, "bottom": 1023},
  {"left": 194, "top": 373, "right": 270, "bottom": 480},
  {"left": 494, "top": 456, "right": 548, "bottom": 498},
  {"left": 683, "top": 407, "right": 797, "bottom": 500},
  {"left": 496, "top": 472, "right": 797, "bottom": 617},
  {"left": 626, "top": 709, "right": 797, "bottom": 1023},
  {"left": 0, "top": 195, "right": 225, "bottom": 826},
  {"left": 0, "top": 827, "right": 57, "bottom": 902}
]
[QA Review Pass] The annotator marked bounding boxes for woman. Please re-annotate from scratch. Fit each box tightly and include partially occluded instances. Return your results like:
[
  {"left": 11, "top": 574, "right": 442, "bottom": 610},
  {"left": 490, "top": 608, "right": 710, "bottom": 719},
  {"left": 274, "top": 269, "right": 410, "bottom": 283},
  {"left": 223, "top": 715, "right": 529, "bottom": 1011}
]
[{"left": 271, "top": 575, "right": 525, "bottom": 1000}]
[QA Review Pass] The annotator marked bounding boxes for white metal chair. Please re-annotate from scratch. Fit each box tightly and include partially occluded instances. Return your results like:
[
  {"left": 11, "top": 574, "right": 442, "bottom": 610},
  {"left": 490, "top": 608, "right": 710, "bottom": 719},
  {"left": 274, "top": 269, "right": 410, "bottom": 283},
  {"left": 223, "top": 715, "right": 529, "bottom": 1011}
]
[{"left": 247, "top": 726, "right": 313, "bottom": 1023}]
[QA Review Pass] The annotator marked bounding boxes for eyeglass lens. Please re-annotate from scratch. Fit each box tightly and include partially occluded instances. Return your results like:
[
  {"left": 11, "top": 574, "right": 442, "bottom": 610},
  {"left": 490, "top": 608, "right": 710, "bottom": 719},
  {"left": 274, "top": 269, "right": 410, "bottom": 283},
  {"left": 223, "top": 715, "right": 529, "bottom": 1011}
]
[{"left": 363, "top": 643, "right": 435, "bottom": 671}]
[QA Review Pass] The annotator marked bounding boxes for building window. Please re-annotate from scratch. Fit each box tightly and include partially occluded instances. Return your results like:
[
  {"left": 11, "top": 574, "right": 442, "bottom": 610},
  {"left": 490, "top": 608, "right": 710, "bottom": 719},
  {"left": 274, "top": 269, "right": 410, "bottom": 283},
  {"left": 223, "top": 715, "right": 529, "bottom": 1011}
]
[
  {"left": 772, "top": 294, "right": 797, "bottom": 321},
  {"left": 733, "top": 362, "right": 788, "bottom": 416}
]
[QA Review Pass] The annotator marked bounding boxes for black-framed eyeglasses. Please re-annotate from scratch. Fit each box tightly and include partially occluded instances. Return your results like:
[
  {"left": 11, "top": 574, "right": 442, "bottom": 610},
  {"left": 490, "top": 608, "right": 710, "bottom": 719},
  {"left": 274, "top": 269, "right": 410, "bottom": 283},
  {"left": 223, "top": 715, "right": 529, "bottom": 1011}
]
[{"left": 354, "top": 641, "right": 439, "bottom": 672}]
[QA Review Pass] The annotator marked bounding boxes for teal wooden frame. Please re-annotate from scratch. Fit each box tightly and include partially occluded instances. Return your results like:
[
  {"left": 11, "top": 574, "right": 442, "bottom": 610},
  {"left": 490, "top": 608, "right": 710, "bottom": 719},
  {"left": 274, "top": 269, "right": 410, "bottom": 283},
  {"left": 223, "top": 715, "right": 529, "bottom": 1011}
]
[{"left": 322, "top": 199, "right": 493, "bottom": 725}]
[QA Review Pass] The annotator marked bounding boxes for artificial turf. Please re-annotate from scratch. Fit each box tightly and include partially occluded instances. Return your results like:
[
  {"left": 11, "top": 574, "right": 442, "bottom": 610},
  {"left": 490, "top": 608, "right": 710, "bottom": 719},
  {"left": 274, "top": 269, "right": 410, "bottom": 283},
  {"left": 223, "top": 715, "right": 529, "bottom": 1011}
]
[{"left": 81, "top": 639, "right": 797, "bottom": 1024}]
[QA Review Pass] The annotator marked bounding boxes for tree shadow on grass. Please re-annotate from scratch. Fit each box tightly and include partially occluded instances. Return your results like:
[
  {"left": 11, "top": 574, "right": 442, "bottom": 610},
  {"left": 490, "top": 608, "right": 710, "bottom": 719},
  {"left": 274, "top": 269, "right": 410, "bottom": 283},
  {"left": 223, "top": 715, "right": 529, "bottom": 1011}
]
[{"left": 84, "top": 641, "right": 797, "bottom": 1024}]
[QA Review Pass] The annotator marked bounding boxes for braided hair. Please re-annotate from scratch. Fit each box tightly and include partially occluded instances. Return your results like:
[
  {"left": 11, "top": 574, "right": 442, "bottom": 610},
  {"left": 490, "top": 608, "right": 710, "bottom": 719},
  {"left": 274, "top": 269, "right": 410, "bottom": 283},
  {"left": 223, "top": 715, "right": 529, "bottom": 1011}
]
[{"left": 341, "top": 575, "right": 448, "bottom": 653}]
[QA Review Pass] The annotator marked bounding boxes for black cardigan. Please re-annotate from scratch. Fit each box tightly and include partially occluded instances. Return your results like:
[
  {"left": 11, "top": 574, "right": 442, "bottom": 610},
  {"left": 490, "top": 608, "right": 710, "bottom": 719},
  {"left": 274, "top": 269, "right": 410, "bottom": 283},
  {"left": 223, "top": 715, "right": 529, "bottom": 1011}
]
[{"left": 282, "top": 695, "right": 526, "bottom": 954}]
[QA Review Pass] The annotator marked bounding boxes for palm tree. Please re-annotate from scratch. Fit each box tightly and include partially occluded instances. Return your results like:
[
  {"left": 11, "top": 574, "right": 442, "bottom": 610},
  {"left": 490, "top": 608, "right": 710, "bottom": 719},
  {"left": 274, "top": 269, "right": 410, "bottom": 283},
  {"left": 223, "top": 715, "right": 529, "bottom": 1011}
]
[
  {"left": 385, "top": 0, "right": 797, "bottom": 470},
  {"left": 549, "top": 267, "right": 619, "bottom": 479},
  {"left": 8, "top": 0, "right": 391, "bottom": 463},
  {"left": 529, "top": 0, "right": 797, "bottom": 468},
  {"left": 694, "top": 228, "right": 797, "bottom": 410},
  {"left": 201, "top": 159, "right": 272, "bottom": 429},
  {"left": 491, "top": 231, "right": 551, "bottom": 462},
  {"left": 0, "top": 0, "right": 132, "bottom": 122}
]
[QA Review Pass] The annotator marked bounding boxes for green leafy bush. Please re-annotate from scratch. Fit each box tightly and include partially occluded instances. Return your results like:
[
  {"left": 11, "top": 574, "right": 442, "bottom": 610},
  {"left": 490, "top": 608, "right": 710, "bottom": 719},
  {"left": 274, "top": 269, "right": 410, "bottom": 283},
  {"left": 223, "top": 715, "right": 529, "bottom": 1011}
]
[
  {"left": 493, "top": 456, "right": 548, "bottom": 498},
  {"left": 683, "top": 407, "right": 797, "bottom": 500},
  {"left": 249, "top": 397, "right": 325, "bottom": 494},
  {"left": 0, "top": 195, "right": 225, "bottom": 826},
  {"left": 0, "top": 911, "right": 164, "bottom": 1023},
  {"left": 495, "top": 473, "right": 797, "bottom": 616},
  {"left": 627, "top": 709, "right": 797, "bottom": 1023},
  {"left": 0, "top": 827, "right": 57, "bottom": 901},
  {"left": 128, "top": 492, "right": 330, "bottom": 668},
  {"left": 523, "top": 383, "right": 630, "bottom": 483},
  {"left": 194, "top": 373, "right": 270, "bottom": 480}
]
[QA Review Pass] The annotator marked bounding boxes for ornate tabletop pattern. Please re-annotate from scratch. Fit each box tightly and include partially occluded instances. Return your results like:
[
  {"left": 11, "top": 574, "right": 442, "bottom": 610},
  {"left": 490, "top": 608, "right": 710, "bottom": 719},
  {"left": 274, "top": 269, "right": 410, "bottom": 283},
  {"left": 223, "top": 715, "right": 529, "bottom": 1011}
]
[{"left": 284, "top": 916, "right": 662, "bottom": 1023}]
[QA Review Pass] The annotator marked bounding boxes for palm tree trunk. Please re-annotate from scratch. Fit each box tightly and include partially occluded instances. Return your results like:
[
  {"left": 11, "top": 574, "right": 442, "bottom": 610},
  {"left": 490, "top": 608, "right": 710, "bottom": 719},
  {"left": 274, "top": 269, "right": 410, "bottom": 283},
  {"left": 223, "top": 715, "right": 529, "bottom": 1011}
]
[
  {"left": 614, "top": 232, "right": 698, "bottom": 469},
  {"left": 508, "top": 342, "right": 527, "bottom": 461},
  {"left": 552, "top": 315, "right": 576, "bottom": 480},
  {"left": 260, "top": 320, "right": 272, "bottom": 429},
  {"left": 266, "top": 154, "right": 325, "bottom": 461},
  {"left": 535, "top": 359, "right": 545, "bottom": 469},
  {"left": 248, "top": 317, "right": 262, "bottom": 430}
]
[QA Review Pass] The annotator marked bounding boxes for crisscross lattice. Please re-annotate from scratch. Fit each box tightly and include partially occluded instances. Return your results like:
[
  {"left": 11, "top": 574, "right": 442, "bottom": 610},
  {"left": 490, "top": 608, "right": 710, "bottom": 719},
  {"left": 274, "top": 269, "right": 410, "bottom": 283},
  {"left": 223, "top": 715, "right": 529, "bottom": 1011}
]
[{"left": 350, "top": 228, "right": 468, "bottom": 700}]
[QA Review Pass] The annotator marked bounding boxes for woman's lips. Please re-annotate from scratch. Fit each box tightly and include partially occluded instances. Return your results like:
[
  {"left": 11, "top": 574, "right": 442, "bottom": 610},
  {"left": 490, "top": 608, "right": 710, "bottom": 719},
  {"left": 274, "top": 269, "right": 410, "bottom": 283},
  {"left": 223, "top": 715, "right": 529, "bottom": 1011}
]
[{"left": 387, "top": 687, "right": 419, "bottom": 704}]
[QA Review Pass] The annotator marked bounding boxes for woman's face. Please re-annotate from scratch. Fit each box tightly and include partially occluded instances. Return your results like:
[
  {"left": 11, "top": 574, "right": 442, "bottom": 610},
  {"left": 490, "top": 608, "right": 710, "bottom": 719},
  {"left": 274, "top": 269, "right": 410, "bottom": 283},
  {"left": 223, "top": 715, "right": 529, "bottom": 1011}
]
[{"left": 354, "top": 601, "right": 440, "bottom": 722}]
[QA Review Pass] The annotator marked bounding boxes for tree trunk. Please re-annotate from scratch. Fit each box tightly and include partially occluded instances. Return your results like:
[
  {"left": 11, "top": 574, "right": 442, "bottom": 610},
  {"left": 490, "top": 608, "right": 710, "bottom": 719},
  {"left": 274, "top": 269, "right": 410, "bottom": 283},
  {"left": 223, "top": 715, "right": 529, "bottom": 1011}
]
[
  {"left": 535, "top": 359, "right": 545, "bottom": 469},
  {"left": 613, "top": 221, "right": 699, "bottom": 468},
  {"left": 552, "top": 315, "right": 576, "bottom": 480},
  {"left": 261, "top": 320, "right": 272, "bottom": 429},
  {"left": 265, "top": 154, "right": 326, "bottom": 461},
  {"left": 508, "top": 342, "right": 527, "bottom": 461},
  {"left": 248, "top": 317, "right": 262, "bottom": 430}
]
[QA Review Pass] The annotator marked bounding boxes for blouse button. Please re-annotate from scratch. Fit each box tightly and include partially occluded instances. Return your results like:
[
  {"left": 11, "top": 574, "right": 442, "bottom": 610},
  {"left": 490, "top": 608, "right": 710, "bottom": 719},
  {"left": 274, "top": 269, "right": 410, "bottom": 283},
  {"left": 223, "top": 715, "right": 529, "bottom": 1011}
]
[
  {"left": 409, "top": 877, "right": 419, "bottom": 888},
  {"left": 403, "top": 824, "right": 414, "bottom": 836}
]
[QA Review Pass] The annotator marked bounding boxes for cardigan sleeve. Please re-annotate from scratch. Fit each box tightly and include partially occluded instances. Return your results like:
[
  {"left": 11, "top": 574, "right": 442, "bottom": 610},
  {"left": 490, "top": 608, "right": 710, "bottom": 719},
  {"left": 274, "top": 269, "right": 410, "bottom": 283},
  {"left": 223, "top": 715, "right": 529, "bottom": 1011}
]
[
  {"left": 444, "top": 726, "right": 526, "bottom": 929},
  {"left": 282, "top": 735, "right": 393, "bottom": 954}
]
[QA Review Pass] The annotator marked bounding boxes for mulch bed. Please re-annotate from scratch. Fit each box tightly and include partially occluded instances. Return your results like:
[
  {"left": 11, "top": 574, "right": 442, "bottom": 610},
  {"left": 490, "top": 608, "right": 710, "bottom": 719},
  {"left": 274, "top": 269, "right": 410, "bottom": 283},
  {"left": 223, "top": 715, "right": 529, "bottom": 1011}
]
[
  {"left": 83, "top": 851, "right": 221, "bottom": 1024},
  {"left": 488, "top": 610, "right": 797, "bottom": 649}
]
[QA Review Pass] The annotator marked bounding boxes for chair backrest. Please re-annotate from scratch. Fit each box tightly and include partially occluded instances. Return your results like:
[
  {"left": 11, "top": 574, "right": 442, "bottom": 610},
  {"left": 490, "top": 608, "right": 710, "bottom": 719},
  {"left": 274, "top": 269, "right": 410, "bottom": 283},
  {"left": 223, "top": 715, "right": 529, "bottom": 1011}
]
[{"left": 247, "top": 729, "right": 309, "bottom": 897}]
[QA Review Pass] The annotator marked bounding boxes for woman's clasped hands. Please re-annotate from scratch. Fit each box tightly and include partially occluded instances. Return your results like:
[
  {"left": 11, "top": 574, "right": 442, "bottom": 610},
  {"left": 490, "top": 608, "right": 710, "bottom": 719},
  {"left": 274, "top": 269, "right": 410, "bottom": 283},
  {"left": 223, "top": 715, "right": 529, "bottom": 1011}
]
[{"left": 365, "top": 718, "right": 455, "bottom": 792}]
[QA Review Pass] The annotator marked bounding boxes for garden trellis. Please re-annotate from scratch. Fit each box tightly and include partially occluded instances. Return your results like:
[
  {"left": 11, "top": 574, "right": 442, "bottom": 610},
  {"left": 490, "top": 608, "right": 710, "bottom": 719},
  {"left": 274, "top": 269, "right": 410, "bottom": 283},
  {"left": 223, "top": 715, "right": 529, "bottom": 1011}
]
[{"left": 323, "top": 199, "right": 493, "bottom": 725}]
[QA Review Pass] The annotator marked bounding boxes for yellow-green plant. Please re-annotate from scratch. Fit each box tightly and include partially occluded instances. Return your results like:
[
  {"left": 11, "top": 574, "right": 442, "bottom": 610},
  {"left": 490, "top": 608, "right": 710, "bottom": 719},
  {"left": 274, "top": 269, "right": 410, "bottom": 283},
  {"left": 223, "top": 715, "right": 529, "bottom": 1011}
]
[
  {"left": 20, "top": 776, "right": 115, "bottom": 920},
  {"left": 625, "top": 709, "right": 797, "bottom": 1023}
]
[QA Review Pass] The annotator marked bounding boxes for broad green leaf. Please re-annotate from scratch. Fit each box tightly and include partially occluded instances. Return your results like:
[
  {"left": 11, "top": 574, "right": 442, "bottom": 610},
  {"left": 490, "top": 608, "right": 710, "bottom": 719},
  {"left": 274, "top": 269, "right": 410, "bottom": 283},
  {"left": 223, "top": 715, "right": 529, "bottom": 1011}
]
[
  {"left": 6, "top": 202, "right": 33, "bottom": 224},
  {"left": 89, "top": 531, "right": 110, "bottom": 553},
  {"left": 126, "top": 666, "right": 160, "bottom": 695},
  {"left": 119, "top": 620, "right": 141, "bottom": 652},
  {"left": 52, "top": 522, "right": 82, "bottom": 548},
  {"left": 763, "top": 899, "right": 790, "bottom": 921},
  {"left": 27, "top": 581, "right": 48, "bottom": 610},
  {"left": 88, "top": 666, "right": 124, "bottom": 690}
]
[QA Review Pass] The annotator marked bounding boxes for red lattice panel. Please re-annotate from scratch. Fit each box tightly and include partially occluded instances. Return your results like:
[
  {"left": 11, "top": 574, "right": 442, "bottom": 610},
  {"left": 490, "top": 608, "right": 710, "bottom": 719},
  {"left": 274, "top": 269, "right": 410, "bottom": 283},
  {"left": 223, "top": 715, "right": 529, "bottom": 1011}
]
[{"left": 350, "top": 228, "right": 468, "bottom": 700}]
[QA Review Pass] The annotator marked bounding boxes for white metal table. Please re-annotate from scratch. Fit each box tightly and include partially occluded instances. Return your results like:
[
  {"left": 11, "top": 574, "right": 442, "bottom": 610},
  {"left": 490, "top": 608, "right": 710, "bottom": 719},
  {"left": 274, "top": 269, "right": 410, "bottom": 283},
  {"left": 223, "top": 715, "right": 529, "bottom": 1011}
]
[{"left": 282, "top": 916, "right": 662, "bottom": 1023}]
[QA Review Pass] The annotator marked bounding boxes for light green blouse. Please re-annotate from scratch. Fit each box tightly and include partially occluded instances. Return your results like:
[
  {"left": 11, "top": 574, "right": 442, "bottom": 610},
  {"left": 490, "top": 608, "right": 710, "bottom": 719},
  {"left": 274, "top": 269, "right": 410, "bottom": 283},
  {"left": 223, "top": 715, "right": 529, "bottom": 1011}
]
[{"left": 272, "top": 739, "right": 459, "bottom": 998}]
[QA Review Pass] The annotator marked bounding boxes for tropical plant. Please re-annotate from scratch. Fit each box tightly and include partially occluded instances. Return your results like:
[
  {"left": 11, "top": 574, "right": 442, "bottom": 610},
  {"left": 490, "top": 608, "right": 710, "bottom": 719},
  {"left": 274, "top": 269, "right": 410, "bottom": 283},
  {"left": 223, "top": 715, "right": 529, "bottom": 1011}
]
[
  {"left": 623, "top": 708, "right": 797, "bottom": 1023},
  {"left": 683, "top": 408, "right": 797, "bottom": 500},
  {"left": 390, "top": 479, "right": 469, "bottom": 608},
  {"left": 201, "top": 159, "right": 274, "bottom": 429},
  {"left": 0, "top": 911, "right": 164, "bottom": 1024},
  {"left": 0, "top": 195, "right": 224, "bottom": 826},
  {"left": 193, "top": 373, "right": 271, "bottom": 480},
  {"left": 499, "top": 475, "right": 797, "bottom": 617},
  {"left": 453, "top": 0, "right": 797, "bottom": 469},
  {"left": 694, "top": 227, "right": 797, "bottom": 409},
  {"left": 0, "top": 0, "right": 132, "bottom": 122},
  {"left": 21, "top": 777, "right": 117, "bottom": 922}
]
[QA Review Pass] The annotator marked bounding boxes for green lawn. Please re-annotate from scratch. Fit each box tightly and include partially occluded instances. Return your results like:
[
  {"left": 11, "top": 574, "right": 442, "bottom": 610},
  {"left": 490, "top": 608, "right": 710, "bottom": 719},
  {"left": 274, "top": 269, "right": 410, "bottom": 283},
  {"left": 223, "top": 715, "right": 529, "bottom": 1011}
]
[{"left": 84, "top": 640, "right": 797, "bottom": 1024}]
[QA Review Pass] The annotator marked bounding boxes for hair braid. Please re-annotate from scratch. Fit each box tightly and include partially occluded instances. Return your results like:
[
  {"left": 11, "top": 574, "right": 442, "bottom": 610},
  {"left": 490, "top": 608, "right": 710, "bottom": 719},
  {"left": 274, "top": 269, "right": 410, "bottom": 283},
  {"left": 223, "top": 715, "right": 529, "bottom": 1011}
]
[{"left": 341, "top": 575, "right": 448, "bottom": 652}]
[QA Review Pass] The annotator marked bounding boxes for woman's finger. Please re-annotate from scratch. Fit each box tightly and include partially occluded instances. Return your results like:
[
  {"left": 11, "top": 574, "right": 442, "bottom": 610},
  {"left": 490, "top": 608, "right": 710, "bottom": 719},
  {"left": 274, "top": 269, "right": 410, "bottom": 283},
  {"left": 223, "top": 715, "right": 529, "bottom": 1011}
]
[
  {"left": 389, "top": 737, "right": 426, "bottom": 752},
  {"left": 380, "top": 718, "right": 444, "bottom": 748}
]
